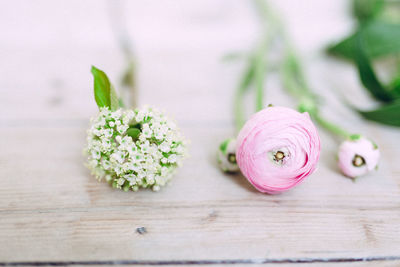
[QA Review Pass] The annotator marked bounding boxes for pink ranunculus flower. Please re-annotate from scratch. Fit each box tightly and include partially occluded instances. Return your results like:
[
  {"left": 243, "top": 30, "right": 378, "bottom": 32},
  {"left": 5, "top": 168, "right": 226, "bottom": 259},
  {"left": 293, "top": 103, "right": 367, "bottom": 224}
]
[
  {"left": 338, "top": 136, "right": 380, "bottom": 178},
  {"left": 236, "top": 106, "right": 321, "bottom": 194}
]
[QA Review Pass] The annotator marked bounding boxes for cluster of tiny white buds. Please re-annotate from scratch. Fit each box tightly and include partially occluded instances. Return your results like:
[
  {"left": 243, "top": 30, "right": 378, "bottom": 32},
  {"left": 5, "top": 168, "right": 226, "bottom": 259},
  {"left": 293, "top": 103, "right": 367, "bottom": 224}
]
[{"left": 85, "top": 106, "right": 187, "bottom": 191}]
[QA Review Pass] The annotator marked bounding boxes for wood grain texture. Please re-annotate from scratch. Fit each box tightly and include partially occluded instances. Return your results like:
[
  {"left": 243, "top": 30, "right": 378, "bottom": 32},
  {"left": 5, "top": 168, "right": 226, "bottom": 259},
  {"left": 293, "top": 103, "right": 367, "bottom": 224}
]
[{"left": 0, "top": 0, "right": 399, "bottom": 265}]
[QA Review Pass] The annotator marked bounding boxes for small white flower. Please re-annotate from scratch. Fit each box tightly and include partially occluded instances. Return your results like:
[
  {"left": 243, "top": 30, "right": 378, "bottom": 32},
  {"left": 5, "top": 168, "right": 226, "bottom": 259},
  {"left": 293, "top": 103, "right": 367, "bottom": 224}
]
[
  {"left": 101, "top": 139, "right": 111, "bottom": 151},
  {"left": 117, "top": 124, "right": 129, "bottom": 134},
  {"left": 91, "top": 149, "right": 101, "bottom": 160},
  {"left": 111, "top": 151, "right": 125, "bottom": 164},
  {"left": 152, "top": 185, "right": 161, "bottom": 191},
  {"left": 136, "top": 110, "right": 145, "bottom": 122},
  {"left": 105, "top": 174, "right": 112, "bottom": 182},
  {"left": 174, "top": 145, "right": 184, "bottom": 154},
  {"left": 153, "top": 130, "right": 164, "bottom": 140},
  {"left": 101, "top": 159, "right": 111, "bottom": 170},
  {"left": 111, "top": 109, "right": 122, "bottom": 120},
  {"left": 140, "top": 140, "right": 150, "bottom": 153},
  {"left": 100, "top": 107, "right": 111, "bottom": 117},
  {"left": 123, "top": 110, "right": 135, "bottom": 124},
  {"left": 93, "top": 129, "right": 102, "bottom": 137},
  {"left": 137, "top": 170, "right": 146, "bottom": 179},
  {"left": 139, "top": 134, "right": 147, "bottom": 142},
  {"left": 103, "top": 128, "right": 113, "bottom": 138},
  {"left": 142, "top": 124, "right": 152, "bottom": 138},
  {"left": 126, "top": 174, "right": 137, "bottom": 185},
  {"left": 161, "top": 166, "right": 169, "bottom": 176},
  {"left": 159, "top": 142, "right": 171, "bottom": 153},
  {"left": 97, "top": 117, "right": 106, "bottom": 127},
  {"left": 167, "top": 154, "right": 177, "bottom": 163},
  {"left": 117, "top": 178, "right": 125, "bottom": 185}
]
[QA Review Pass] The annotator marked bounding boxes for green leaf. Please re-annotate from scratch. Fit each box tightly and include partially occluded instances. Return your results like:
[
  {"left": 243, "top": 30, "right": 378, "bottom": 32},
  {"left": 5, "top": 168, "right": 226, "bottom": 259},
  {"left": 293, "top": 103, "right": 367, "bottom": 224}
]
[
  {"left": 353, "top": 0, "right": 384, "bottom": 22},
  {"left": 327, "top": 21, "right": 400, "bottom": 60},
  {"left": 390, "top": 76, "right": 400, "bottom": 97},
  {"left": 91, "top": 66, "right": 119, "bottom": 111},
  {"left": 354, "top": 32, "right": 394, "bottom": 102},
  {"left": 358, "top": 101, "right": 400, "bottom": 126}
]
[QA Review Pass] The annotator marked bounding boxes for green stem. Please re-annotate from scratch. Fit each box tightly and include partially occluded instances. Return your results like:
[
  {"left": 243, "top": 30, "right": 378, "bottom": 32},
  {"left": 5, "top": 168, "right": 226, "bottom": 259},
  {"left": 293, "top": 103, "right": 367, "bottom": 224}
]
[
  {"left": 234, "top": 56, "right": 256, "bottom": 131},
  {"left": 234, "top": 0, "right": 277, "bottom": 130},
  {"left": 265, "top": 2, "right": 353, "bottom": 141},
  {"left": 253, "top": 0, "right": 280, "bottom": 112},
  {"left": 255, "top": 40, "right": 268, "bottom": 112},
  {"left": 234, "top": 87, "right": 246, "bottom": 132},
  {"left": 313, "top": 113, "right": 352, "bottom": 139},
  {"left": 282, "top": 51, "right": 352, "bottom": 139}
]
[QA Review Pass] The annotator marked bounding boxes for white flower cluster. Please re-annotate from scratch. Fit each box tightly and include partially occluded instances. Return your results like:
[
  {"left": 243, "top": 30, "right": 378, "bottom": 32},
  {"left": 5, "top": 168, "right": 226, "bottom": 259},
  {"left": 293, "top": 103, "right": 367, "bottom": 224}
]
[{"left": 85, "top": 106, "right": 186, "bottom": 191}]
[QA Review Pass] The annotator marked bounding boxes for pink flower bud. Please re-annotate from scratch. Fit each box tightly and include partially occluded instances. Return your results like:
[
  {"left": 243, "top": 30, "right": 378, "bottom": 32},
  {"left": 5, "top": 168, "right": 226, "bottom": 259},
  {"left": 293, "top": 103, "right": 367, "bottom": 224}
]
[
  {"left": 236, "top": 106, "right": 321, "bottom": 194},
  {"left": 338, "top": 136, "right": 380, "bottom": 178}
]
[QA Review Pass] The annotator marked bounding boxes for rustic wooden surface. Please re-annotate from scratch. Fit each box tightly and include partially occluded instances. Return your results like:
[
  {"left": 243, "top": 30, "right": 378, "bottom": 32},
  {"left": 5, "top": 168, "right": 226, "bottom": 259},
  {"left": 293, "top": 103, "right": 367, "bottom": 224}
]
[{"left": 0, "top": 0, "right": 400, "bottom": 266}]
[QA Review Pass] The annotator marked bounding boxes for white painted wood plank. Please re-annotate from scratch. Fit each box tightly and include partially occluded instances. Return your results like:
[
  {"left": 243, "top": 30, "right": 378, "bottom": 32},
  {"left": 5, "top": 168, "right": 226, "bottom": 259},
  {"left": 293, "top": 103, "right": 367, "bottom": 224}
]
[{"left": 0, "top": 126, "right": 399, "bottom": 261}]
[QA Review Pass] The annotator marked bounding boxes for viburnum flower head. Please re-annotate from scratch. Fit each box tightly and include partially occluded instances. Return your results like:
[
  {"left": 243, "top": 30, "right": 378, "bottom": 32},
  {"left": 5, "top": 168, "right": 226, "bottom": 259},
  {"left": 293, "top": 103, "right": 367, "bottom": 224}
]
[
  {"left": 86, "top": 106, "right": 187, "bottom": 191},
  {"left": 338, "top": 135, "right": 380, "bottom": 178}
]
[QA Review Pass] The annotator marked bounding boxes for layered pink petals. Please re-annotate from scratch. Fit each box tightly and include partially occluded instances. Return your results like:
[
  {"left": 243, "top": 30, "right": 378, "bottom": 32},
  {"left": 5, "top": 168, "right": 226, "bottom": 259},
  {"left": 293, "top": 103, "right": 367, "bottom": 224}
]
[
  {"left": 338, "top": 137, "right": 380, "bottom": 178},
  {"left": 236, "top": 106, "right": 321, "bottom": 194}
]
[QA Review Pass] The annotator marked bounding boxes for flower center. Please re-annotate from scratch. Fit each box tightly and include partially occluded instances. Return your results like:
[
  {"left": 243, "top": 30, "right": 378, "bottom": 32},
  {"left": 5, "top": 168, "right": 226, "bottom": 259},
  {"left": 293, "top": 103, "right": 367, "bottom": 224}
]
[
  {"left": 227, "top": 153, "right": 237, "bottom": 164},
  {"left": 352, "top": 154, "right": 365, "bottom": 167},
  {"left": 274, "top": 151, "right": 285, "bottom": 163}
]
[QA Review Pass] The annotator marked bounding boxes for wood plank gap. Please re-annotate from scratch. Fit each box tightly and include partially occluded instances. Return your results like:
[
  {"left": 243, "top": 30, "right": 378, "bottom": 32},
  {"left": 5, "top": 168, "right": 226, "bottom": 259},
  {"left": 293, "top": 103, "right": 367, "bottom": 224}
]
[{"left": 1, "top": 256, "right": 400, "bottom": 266}]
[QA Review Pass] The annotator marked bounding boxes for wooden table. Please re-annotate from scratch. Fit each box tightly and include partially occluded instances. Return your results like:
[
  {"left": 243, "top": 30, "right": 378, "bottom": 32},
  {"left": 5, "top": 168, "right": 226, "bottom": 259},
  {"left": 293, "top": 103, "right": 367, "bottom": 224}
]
[{"left": 1, "top": 0, "right": 399, "bottom": 265}]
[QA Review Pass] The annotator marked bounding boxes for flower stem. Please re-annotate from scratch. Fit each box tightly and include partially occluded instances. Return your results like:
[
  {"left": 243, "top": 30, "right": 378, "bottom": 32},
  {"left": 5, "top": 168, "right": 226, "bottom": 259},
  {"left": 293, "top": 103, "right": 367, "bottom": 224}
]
[
  {"left": 234, "top": 53, "right": 257, "bottom": 131},
  {"left": 233, "top": 0, "right": 278, "bottom": 131},
  {"left": 258, "top": 0, "right": 353, "bottom": 141},
  {"left": 255, "top": 44, "right": 266, "bottom": 112},
  {"left": 253, "top": 0, "right": 278, "bottom": 112},
  {"left": 313, "top": 113, "right": 352, "bottom": 139},
  {"left": 281, "top": 50, "right": 352, "bottom": 139}
]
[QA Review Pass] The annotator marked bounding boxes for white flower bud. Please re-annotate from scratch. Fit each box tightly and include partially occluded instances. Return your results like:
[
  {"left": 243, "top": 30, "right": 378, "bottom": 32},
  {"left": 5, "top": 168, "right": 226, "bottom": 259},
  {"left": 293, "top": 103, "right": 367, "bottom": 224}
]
[
  {"left": 338, "top": 135, "right": 380, "bottom": 178},
  {"left": 217, "top": 138, "right": 239, "bottom": 173}
]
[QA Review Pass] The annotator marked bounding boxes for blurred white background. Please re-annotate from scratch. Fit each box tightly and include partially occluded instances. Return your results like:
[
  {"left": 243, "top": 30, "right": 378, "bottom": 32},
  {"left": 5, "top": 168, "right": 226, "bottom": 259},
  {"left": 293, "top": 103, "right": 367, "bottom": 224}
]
[{"left": 0, "top": 0, "right": 355, "bottom": 125}]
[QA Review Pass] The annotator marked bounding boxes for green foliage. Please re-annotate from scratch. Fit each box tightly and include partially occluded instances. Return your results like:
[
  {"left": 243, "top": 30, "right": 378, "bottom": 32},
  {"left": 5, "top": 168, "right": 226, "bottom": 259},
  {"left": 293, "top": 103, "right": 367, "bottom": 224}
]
[
  {"left": 91, "top": 66, "right": 120, "bottom": 111},
  {"left": 358, "top": 101, "right": 400, "bottom": 126},
  {"left": 327, "top": 0, "right": 400, "bottom": 127},
  {"left": 353, "top": 0, "right": 384, "bottom": 22},
  {"left": 354, "top": 32, "right": 395, "bottom": 102},
  {"left": 327, "top": 21, "right": 400, "bottom": 60}
]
